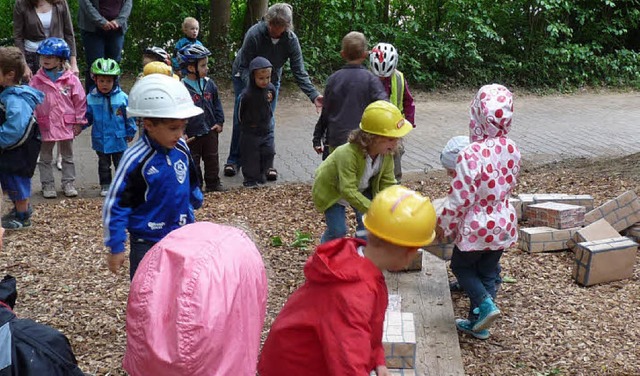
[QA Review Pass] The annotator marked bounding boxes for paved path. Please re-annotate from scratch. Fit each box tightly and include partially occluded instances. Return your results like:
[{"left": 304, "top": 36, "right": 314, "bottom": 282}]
[{"left": 34, "top": 91, "right": 640, "bottom": 198}]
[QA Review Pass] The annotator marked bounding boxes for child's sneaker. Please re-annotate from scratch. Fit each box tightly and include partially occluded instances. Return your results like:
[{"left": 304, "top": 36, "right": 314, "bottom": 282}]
[
  {"left": 42, "top": 184, "right": 57, "bottom": 199},
  {"left": 455, "top": 319, "right": 490, "bottom": 340},
  {"left": 2, "top": 205, "right": 33, "bottom": 221},
  {"left": 2, "top": 215, "right": 31, "bottom": 230},
  {"left": 100, "top": 185, "right": 110, "bottom": 197},
  {"left": 63, "top": 182, "right": 78, "bottom": 197},
  {"left": 471, "top": 297, "right": 501, "bottom": 332}
]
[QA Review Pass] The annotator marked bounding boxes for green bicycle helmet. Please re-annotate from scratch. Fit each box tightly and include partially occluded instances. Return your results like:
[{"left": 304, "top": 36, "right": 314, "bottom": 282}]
[{"left": 91, "top": 58, "right": 121, "bottom": 76}]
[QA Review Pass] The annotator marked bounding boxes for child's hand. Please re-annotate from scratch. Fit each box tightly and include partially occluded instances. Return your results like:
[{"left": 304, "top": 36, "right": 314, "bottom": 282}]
[
  {"left": 212, "top": 124, "right": 223, "bottom": 133},
  {"left": 435, "top": 225, "right": 445, "bottom": 242},
  {"left": 267, "top": 92, "right": 273, "bottom": 102},
  {"left": 375, "top": 365, "right": 391, "bottom": 376},
  {"left": 73, "top": 124, "right": 83, "bottom": 136},
  {"left": 107, "top": 253, "right": 126, "bottom": 274},
  {"left": 314, "top": 145, "right": 323, "bottom": 154}
]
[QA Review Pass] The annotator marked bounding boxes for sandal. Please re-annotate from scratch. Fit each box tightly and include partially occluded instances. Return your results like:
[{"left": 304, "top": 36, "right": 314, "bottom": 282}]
[
  {"left": 223, "top": 164, "right": 237, "bottom": 177},
  {"left": 266, "top": 168, "right": 278, "bottom": 181}
]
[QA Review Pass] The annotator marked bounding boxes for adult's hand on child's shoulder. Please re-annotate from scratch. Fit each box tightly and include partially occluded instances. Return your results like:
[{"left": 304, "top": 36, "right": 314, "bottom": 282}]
[{"left": 107, "top": 253, "right": 126, "bottom": 274}]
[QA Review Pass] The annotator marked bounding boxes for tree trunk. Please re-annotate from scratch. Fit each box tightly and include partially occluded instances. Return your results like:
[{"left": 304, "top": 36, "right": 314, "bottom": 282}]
[
  {"left": 209, "top": 0, "right": 231, "bottom": 68},
  {"left": 243, "top": 0, "right": 268, "bottom": 36}
]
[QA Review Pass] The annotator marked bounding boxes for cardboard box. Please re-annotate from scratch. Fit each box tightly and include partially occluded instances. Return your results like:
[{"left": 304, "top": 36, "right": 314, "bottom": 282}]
[
  {"left": 526, "top": 202, "right": 586, "bottom": 229},
  {"left": 519, "top": 226, "right": 579, "bottom": 253},
  {"left": 383, "top": 312, "right": 416, "bottom": 369},
  {"left": 574, "top": 219, "right": 620, "bottom": 244},
  {"left": 573, "top": 237, "right": 638, "bottom": 286}
]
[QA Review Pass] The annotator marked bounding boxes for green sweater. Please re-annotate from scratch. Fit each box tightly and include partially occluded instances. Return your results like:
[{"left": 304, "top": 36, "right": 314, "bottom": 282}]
[{"left": 312, "top": 143, "right": 396, "bottom": 213}]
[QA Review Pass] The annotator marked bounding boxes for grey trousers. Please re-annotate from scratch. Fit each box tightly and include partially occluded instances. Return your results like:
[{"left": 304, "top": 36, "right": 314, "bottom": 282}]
[{"left": 39, "top": 140, "right": 75, "bottom": 187}]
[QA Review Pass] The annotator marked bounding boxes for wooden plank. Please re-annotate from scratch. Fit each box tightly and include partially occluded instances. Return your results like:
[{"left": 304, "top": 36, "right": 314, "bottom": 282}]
[{"left": 385, "top": 251, "right": 465, "bottom": 376}]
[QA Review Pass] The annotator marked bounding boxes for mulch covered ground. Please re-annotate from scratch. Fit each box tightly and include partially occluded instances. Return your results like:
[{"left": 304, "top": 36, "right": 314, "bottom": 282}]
[{"left": 1, "top": 154, "right": 639, "bottom": 375}]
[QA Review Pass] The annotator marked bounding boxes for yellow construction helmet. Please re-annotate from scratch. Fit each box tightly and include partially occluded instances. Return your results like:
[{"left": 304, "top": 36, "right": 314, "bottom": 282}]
[
  {"left": 363, "top": 185, "right": 437, "bottom": 247},
  {"left": 359, "top": 100, "right": 413, "bottom": 138},
  {"left": 143, "top": 61, "right": 175, "bottom": 78}
]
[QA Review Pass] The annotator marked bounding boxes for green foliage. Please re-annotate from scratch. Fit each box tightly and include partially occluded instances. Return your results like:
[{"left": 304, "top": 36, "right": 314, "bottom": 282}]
[
  {"left": 1, "top": 0, "right": 639, "bottom": 90},
  {"left": 270, "top": 231, "right": 313, "bottom": 250}
]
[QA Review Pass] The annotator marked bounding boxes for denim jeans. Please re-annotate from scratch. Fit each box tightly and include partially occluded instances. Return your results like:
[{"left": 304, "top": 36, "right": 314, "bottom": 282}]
[
  {"left": 227, "top": 76, "right": 280, "bottom": 167},
  {"left": 96, "top": 151, "right": 123, "bottom": 186},
  {"left": 81, "top": 29, "right": 125, "bottom": 92},
  {"left": 450, "top": 246, "right": 503, "bottom": 322},
  {"left": 129, "top": 238, "right": 156, "bottom": 280},
  {"left": 320, "top": 203, "right": 366, "bottom": 244}
]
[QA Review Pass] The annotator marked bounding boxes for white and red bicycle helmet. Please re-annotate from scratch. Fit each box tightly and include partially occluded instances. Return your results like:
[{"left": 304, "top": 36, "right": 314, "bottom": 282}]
[{"left": 370, "top": 42, "right": 398, "bottom": 78}]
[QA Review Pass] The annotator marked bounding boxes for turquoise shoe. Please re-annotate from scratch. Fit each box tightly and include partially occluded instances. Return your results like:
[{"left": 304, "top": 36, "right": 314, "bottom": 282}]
[
  {"left": 455, "top": 319, "right": 490, "bottom": 340},
  {"left": 472, "top": 296, "right": 501, "bottom": 331}
]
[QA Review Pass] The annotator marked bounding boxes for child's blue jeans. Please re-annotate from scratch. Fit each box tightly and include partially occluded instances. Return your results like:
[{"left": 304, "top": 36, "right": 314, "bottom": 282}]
[
  {"left": 320, "top": 203, "right": 366, "bottom": 244},
  {"left": 450, "top": 246, "right": 503, "bottom": 322},
  {"left": 129, "top": 238, "right": 156, "bottom": 281}
]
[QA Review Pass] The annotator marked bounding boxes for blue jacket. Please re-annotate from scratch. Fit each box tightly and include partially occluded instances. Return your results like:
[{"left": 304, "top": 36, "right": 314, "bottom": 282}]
[
  {"left": 85, "top": 85, "right": 137, "bottom": 153},
  {"left": 183, "top": 77, "right": 225, "bottom": 138},
  {"left": 103, "top": 133, "right": 204, "bottom": 254},
  {"left": 0, "top": 85, "right": 43, "bottom": 149},
  {"left": 231, "top": 20, "right": 319, "bottom": 103}
]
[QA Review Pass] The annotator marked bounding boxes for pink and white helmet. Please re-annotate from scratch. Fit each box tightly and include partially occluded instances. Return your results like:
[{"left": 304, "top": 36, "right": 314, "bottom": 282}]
[{"left": 370, "top": 42, "right": 398, "bottom": 78}]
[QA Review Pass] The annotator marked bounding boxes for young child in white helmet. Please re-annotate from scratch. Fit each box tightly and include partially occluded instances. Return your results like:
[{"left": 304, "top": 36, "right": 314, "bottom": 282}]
[
  {"left": 369, "top": 42, "right": 416, "bottom": 181},
  {"left": 102, "top": 74, "right": 204, "bottom": 280}
]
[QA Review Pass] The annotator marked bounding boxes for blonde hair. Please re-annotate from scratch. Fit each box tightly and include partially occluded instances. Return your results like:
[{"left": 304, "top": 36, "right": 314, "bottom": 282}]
[
  {"left": 0, "top": 47, "right": 26, "bottom": 83},
  {"left": 182, "top": 17, "right": 199, "bottom": 31},
  {"left": 342, "top": 32, "right": 367, "bottom": 61},
  {"left": 348, "top": 129, "right": 400, "bottom": 155}
]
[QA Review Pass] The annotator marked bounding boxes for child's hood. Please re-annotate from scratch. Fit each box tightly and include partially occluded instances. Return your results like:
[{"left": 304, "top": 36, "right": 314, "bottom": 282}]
[
  {"left": 304, "top": 238, "right": 381, "bottom": 284},
  {"left": 0, "top": 85, "right": 44, "bottom": 110},
  {"left": 469, "top": 84, "right": 513, "bottom": 142},
  {"left": 248, "top": 56, "right": 272, "bottom": 86}
]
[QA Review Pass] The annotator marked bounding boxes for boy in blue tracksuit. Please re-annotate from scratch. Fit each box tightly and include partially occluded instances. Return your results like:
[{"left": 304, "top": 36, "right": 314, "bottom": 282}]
[
  {"left": 85, "top": 58, "right": 137, "bottom": 196},
  {"left": 103, "top": 74, "right": 204, "bottom": 280},
  {"left": 0, "top": 47, "right": 44, "bottom": 230}
]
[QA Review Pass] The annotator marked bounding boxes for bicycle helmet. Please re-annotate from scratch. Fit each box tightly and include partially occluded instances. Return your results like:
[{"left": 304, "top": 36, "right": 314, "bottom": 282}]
[
  {"left": 369, "top": 42, "right": 398, "bottom": 78},
  {"left": 91, "top": 58, "right": 121, "bottom": 76},
  {"left": 36, "top": 37, "right": 70, "bottom": 60},
  {"left": 177, "top": 44, "right": 211, "bottom": 66},
  {"left": 144, "top": 46, "right": 170, "bottom": 63}
]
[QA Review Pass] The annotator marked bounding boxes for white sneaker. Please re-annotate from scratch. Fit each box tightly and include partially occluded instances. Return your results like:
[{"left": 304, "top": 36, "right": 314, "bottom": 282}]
[
  {"left": 63, "top": 183, "right": 78, "bottom": 197},
  {"left": 42, "top": 185, "right": 57, "bottom": 199},
  {"left": 100, "top": 188, "right": 108, "bottom": 197}
]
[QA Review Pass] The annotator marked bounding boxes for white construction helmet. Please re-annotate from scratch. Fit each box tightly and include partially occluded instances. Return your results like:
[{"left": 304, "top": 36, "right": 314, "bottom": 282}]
[
  {"left": 126, "top": 74, "right": 203, "bottom": 119},
  {"left": 370, "top": 42, "right": 398, "bottom": 78}
]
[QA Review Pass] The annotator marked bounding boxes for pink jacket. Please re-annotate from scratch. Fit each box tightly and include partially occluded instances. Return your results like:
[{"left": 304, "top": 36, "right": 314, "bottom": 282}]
[
  {"left": 29, "top": 69, "right": 86, "bottom": 141},
  {"left": 123, "top": 222, "right": 268, "bottom": 376},
  {"left": 438, "top": 84, "right": 521, "bottom": 252}
]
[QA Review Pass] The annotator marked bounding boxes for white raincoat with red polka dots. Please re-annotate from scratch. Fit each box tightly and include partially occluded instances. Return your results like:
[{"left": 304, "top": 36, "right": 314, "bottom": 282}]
[{"left": 438, "top": 84, "right": 521, "bottom": 252}]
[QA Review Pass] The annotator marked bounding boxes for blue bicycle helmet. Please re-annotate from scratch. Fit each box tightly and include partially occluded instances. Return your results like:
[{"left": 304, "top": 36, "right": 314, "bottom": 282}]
[
  {"left": 177, "top": 44, "right": 211, "bottom": 67},
  {"left": 36, "top": 37, "right": 71, "bottom": 60}
]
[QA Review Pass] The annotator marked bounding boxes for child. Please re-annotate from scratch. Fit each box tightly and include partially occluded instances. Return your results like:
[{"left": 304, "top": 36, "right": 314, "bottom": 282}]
[
  {"left": 103, "top": 74, "right": 204, "bottom": 280},
  {"left": 259, "top": 185, "right": 437, "bottom": 375},
  {"left": 177, "top": 44, "right": 226, "bottom": 192},
  {"left": 370, "top": 42, "right": 416, "bottom": 181},
  {"left": 437, "top": 84, "right": 521, "bottom": 340},
  {"left": 29, "top": 37, "right": 86, "bottom": 199},
  {"left": 172, "top": 17, "right": 203, "bottom": 72},
  {"left": 312, "top": 100, "right": 411, "bottom": 243},
  {"left": 313, "top": 31, "right": 387, "bottom": 156},
  {"left": 85, "top": 58, "right": 137, "bottom": 197},
  {"left": 238, "top": 56, "right": 276, "bottom": 188},
  {"left": 0, "top": 47, "right": 44, "bottom": 230},
  {"left": 142, "top": 46, "right": 171, "bottom": 68},
  {"left": 123, "top": 222, "right": 267, "bottom": 376}
]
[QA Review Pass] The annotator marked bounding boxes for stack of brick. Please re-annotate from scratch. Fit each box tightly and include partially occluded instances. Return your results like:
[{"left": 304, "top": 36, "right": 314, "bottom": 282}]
[
  {"left": 382, "top": 311, "right": 417, "bottom": 371},
  {"left": 584, "top": 190, "right": 640, "bottom": 232},
  {"left": 573, "top": 236, "right": 638, "bottom": 286},
  {"left": 526, "top": 202, "right": 586, "bottom": 229},
  {"left": 519, "top": 227, "right": 580, "bottom": 253}
]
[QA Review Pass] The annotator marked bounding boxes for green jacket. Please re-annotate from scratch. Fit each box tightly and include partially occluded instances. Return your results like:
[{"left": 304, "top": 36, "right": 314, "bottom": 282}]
[{"left": 312, "top": 143, "right": 396, "bottom": 213}]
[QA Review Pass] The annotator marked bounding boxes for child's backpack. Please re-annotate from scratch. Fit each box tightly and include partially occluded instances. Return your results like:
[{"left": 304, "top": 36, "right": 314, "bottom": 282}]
[
  {"left": 0, "top": 103, "right": 41, "bottom": 177},
  {"left": 0, "top": 275, "right": 85, "bottom": 376}
]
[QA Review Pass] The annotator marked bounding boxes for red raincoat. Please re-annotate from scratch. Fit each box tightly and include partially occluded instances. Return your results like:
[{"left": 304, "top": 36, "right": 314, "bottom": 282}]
[{"left": 258, "top": 238, "right": 387, "bottom": 376}]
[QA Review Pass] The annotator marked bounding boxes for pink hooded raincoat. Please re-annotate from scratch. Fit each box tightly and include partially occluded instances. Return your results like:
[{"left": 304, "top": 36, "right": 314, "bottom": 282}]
[
  {"left": 123, "top": 222, "right": 268, "bottom": 376},
  {"left": 438, "top": 84, "right": 521, "bottom": 252},
  {"left": 29, "top": 68, "right": 86, "bottom": 141}
]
